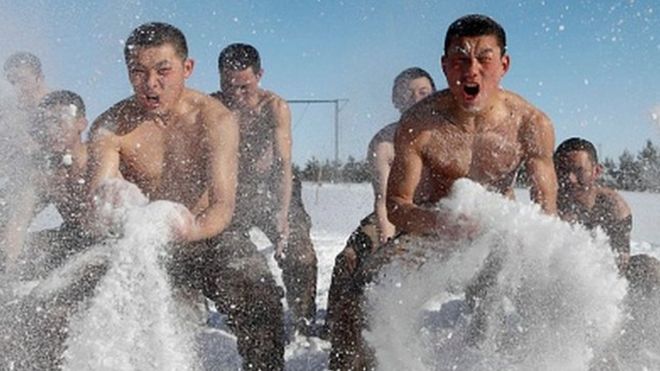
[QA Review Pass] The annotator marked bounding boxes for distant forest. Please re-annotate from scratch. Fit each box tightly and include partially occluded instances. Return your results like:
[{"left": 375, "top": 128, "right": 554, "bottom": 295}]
[{"left": 295, "top": 140, "right": 660, "bottom": 193}]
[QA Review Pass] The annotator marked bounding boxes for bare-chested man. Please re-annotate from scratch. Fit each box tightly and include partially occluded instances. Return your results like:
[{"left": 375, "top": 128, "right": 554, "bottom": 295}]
[
  {"left": 1, "top": 90, "right": 91, "bottom": 278},
  {"left": 0, "top": 91, "right": 104, "bottom": 370},
  {"left": 554, "top": 137, "right": 632, "bottom": 273},
  {"left": 0, "top": 52, "right": 50, "bottom": 240},
  {"left": 88, "top": 24, "right": 283, "bottom": 369},
  {"left": 330, "top": 14, "right": 558, "bottom": 369},
  {"left": 4, "top": 52, "right": 49, "bottom": 112},
  {"left": 326, "top": 67, "right": 435, "bottom": 367},
  {"left": 211, "top": 43, "right": 318, "bottom": 336}
]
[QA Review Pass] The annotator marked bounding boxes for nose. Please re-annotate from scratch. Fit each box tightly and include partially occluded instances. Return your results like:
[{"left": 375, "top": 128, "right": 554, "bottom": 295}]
[
  {"left": 146, "top": 70, "right": 159, "bottom": 89},
  {"left": 567, "top": 172, "right": 578, "bottom": 184}
]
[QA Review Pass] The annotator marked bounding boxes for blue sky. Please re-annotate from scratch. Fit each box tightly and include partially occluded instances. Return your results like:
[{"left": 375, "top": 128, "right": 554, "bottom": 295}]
[{"left": 1, "top": 0, "right": 658, "bottom": 165}]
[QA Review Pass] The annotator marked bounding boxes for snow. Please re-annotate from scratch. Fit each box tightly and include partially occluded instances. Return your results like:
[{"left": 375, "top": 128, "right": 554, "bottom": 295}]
[{"left": 9, "top": 181, "right": 660, "bottom": 369}]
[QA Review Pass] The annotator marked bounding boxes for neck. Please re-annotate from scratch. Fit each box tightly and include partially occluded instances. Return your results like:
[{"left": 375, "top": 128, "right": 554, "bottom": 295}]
[{"left": 573, "top": 186, "right": 599, "bottom": 210}]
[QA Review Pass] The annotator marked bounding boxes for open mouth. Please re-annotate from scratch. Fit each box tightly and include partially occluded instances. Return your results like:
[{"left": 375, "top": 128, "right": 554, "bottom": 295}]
[
  {"left": 143, "top": 94, "right": 161, "bottom": 109},
  {"left": 463, "top": 83, "right": 480, "bottom": 99}
]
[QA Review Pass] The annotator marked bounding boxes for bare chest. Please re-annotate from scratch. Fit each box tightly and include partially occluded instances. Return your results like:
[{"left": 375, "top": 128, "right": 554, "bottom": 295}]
[
  {"left": 119, "top": 120, "right": 209, "bottom": 202},
  {"left": 425, "top": 125, "right": 523, "bottom": 192}
]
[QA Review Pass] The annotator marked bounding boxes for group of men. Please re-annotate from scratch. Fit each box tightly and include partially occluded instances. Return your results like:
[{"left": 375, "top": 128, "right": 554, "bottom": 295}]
[
  {"left": 2, "top": 23, "right": 316, "bottom": 370},
  {"left": 0, "top": 13, "right": 655, "bottom": 371}
]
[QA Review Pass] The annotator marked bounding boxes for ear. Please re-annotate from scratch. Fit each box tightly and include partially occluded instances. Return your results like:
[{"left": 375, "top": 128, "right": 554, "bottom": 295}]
[
  {"left": 256, "top": 68, "right": 264, "bottom": 82},
  {"left": 500, "top": 54, "right": 511, "bottom": 75},
  {"left": 594, "top": 163, "right": 604, "bottom": 179},
  {"left": 183, "top": 58, "right": 195, "bottom": 79},
  {"left": 77, "top": 117, "right": 88, "bottom": 134}
]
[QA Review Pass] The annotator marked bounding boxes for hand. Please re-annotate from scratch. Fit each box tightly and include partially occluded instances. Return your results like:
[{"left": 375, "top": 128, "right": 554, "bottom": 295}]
[
  {"left": 274, "top": 237, "right": 288, "bottom": 263},
  {"left": 377, "top": 221, "right": 397, "bottom": 247},
  {"left": 91, "top": 179, "right": 148, "bottom": 237},
  {"left": 169, "top": 204, "right": 196, "bottom": 242}
]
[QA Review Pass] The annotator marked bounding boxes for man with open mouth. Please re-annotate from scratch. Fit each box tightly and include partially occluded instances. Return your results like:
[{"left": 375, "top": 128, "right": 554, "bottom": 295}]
[
  {"left": 339, "top": 14, "right": 558, "bottom": 369},
  {"left": 87, "top": 22, "right": 285, "bottom": 370}
]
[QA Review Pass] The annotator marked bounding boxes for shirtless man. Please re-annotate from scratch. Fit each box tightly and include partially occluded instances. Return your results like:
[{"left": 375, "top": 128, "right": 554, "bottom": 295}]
[
  {"left": 211, "top": 43, "right": 318, "bottom": 336},
  {"left": 554, "top": 137, "right": 632, "bottom": 273},
  {"left": 326, "top": 67, "right": 435, "bottom": 367},
  {"left": 0, "top": 91, "right": 103, "bottom": 370},
  {"left": 1, "top": 90, "right": 91, "bottom": 278},
  {"left": 88, "top": 24, "right": 283, "bottom": 369},
  {"left": 1, "top": 52, "right": 50, "bottom": 238},
  {"left": 331, "top": 14, "right": 558, "bottom": 369},
  {"left": 3, "top": 52, "right": 49, "bottom": 111}
]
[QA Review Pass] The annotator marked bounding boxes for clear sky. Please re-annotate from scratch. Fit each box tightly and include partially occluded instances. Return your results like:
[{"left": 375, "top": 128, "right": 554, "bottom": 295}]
[{"left": 1, "top": 0, "right": 658, "bottom": 165}]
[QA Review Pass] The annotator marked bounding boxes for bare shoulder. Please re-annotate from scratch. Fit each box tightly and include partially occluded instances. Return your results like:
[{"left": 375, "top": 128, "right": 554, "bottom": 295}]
[
  {"left": 89, "top": 97, "right": 137, "bottom": 139},
  {"left": 369, "top": 121, "right": 398, "bottom": 150},
  {"left": 598, "top": 187, "right": 632, "bottom": 220},
  {"left": 185, "top": 89, "right": 234, "bottom": 123},
  {"left": 502, "top": 90, "right": 553, "bottom": 129},
  {"left": 263, "top": 90, "right": 290, "bottom": 117},
  {"left": 396, "top": 90, "right": 454, "bottom": 146}
]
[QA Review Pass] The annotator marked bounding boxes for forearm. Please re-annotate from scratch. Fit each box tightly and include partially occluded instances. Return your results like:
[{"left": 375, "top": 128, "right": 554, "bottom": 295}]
[
  {"left": 276, "top": 165, "right": 293, "bottom": 226},
  {"left": 388, "top": 201, "right": 444, "bottom": 235},
  {"left": 374, "top": 196, "right": 395, "bottom": 234},
  {"left": 187, "top": 201, "right": 235, "bottom": 242},
  {"left": 529, "top": 178, "right": 557, "bottom": 214}
]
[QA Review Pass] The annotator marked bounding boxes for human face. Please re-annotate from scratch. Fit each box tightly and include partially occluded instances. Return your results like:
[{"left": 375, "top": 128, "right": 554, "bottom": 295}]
[
  {"left": 6, "top": 66, "right": 43, "bottom": 106},
  {"left": 220, "top": 67, "right": 262, "bottom": 109},
  {"left": 35, "top": 104, "right": 86, "bottom": 152},
  {"left": 556, "top": 150, "right": 601, "bottom": 199},
  {"left": 441, "top": 35, "right": 509, "bottom": 113},
  {"left": 126, "top": 43, "right": 193, "bottom": 115},
  {"left": 399, "top": 77, "right": 434, "bottom": 113}
]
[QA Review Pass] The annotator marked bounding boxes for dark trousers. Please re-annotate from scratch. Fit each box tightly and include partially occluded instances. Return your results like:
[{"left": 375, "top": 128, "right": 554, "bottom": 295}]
[{"left": 234, "top": 175, "right": 318, "bottom": 334}]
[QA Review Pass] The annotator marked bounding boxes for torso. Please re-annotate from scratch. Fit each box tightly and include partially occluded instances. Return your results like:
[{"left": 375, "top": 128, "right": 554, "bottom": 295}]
[
  {"left": 212, "top": 90, "right": 280, "bottom": 195},
  {"left": 97, "top": 90, "right": 218, "bottom": 210},
  {"left": 407, "top": 90, "right": 534, "bottom": 203}
]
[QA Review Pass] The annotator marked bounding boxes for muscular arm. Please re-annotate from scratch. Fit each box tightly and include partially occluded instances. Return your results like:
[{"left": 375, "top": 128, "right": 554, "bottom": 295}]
[
  {"left": 522, "top": 111, "right": 557, "bottom": 214},
  {"left": 367, "top": 129, "right": 396, "bottom": 243},
  {"left": 386, "top": 121, "right": 441, "bottom": 235},
  {"left": 271, "top": 99, "right": 293, "bottom": 242},
  {"left": 186, "top": 108, "right": 239, "bottom": 241},
  {"left": 87, "top": 112, "right": 123, "bottom": 193}
]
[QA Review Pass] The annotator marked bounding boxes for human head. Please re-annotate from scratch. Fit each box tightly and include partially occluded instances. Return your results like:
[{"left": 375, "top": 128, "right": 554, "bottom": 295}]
[
  {"left": 626, "top": 254, "right": 660, "bottom": 297},
  {"left": 392, "top": 67, "right": 436, "bottom": 113},
  {"left": 32, "top": 90, "right": 87, "bottom": 152},
  {"left": 124, "top": 22, "right": 193, "bottom": 114},
  {"left": 218, "top": 43, "right": 264, "bottom": 109},
  {"left": 4, "top": 52, "right": 47, "bottom": 109},
  {"left": 554, "top": 137, "right": 601, "bottom": 196},
  {"left": 441, "top": 14, "right": 509, "bottom": 113}
]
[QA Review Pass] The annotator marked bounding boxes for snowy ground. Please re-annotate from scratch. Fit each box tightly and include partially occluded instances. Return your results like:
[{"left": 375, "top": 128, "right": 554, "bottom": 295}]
[{"left": 26, "top": 182, "right": 660, "bottom": 370}]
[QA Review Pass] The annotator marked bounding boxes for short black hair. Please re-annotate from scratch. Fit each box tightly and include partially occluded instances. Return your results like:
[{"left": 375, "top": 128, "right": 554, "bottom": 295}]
[
  {"left": 124, "top": 22, "right": 188, "bottom": 64},
  {"left": 392, "top": 67, "right": 436, "bottom": 111},
  {"left": 32, "top": 90, "right": 86, "bottom": 142},
  {"left": 4, "top": 52, "right": 42, "bottom": 76},
  {"left": 444, "top": 14, "right": 507, "bottom": 56},
  {"left": 218, "top": 43, "right": 261, "bottom": 74},
  {"left": 554, "top": 137, "right": 599, "bottom": 164}
]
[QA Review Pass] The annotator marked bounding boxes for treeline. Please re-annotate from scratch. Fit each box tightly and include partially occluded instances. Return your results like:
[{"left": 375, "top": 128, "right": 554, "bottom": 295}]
[
  {"left": 296, "top": 140, "right": 660, "bottom": 193},
  {"left": 601, "top": 140, "right": 660, "bottom": 192},
  {"left": 295, "top": 156, "right": 370, "bottom": 183}
]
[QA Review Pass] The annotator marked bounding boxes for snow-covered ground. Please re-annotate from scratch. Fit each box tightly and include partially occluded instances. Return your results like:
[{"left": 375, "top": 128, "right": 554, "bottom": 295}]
[{"left": 21, "top": 181, "right": 660, "bottom": 370}]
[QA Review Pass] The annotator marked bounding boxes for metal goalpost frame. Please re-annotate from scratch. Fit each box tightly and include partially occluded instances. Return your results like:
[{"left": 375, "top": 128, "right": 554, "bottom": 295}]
[{"left": 286, "top": 99, "right": 349, "bottom": 162}]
